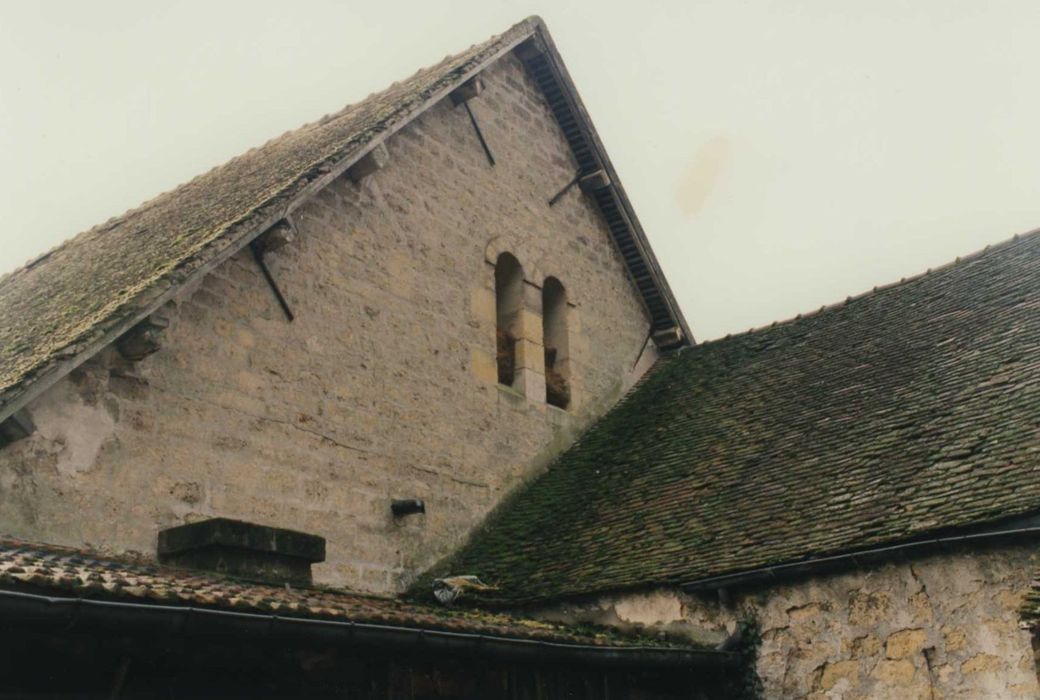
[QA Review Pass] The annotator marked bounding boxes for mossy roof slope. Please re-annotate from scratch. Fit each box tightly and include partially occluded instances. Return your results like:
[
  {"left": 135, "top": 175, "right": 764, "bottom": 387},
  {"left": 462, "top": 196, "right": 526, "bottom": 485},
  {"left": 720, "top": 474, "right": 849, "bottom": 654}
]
[
  {"left": 0, "top": 18, "right": 537, "bottom": 416},
  {"left": 448, "top": 232, "right": 1040, "bottom": 604}
]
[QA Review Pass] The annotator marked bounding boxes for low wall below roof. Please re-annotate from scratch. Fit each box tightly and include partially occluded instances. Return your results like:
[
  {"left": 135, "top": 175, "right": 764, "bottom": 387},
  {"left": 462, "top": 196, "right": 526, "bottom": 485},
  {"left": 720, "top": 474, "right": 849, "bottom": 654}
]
[{"left": 530, "top": 545, "right": 1040, "bottom": 699}]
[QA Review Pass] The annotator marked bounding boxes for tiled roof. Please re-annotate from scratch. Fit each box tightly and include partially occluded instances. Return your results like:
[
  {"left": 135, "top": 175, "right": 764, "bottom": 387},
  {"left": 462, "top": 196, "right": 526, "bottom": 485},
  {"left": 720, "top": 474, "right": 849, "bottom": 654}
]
[
  {"left": 445, "top": 232, "right": 1040, "bottom": 603},
  {"left": 0, "top": 15, "right": 691, "bottom": 424},
  {"left": 0, "top": 537, "right": 696, "bottom": 649},
  {"left": 0, "top": 19, "right": 537, "bottom": 418}
]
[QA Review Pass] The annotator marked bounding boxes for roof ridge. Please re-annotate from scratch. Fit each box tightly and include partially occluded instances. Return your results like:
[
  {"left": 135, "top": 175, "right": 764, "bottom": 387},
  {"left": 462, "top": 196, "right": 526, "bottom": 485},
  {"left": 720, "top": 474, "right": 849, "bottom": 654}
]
[{"left": 694, "top": 225, "right": 1040, "bottom": 349}]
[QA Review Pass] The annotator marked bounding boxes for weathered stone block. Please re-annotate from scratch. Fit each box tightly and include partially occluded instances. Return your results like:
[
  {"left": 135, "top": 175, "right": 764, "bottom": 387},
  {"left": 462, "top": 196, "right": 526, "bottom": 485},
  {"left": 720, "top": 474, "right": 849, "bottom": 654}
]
[
  {"left": 470, "top": 287, "right": 495, "bottom": 324},
  {"left": 517, "top": 368, "right": 547, "bottom": 404},
  {"left": 514, "top": 338, "right": 545, "bottom": 374},
  {"left": 817, "top": 659, "right": 859, "bottom": 691},
  {"left": 885, "top": 628, "right": 927, "bottom": 659},
  {"left": 872, "top": 658, "right": 917, "bottom": 685},
  {"left": 961, "top": 653, "right": 1004, "bottom": 675},
  {"left": 519, "top": 309, "right": 544, "bottom": 346},
  {"left": 470, "top": 348, "right": 497, "bottom": 385}
]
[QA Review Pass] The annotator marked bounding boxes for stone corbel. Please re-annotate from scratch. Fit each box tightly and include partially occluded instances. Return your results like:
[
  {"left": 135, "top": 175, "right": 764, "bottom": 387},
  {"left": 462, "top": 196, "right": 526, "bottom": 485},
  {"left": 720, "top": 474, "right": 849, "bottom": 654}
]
[
  {"left": 116, "top": 313, "right": 170, "bottom": 362},
  {"left": 578, "top": 170, "right": 611, "bottom": 196},
  {"left": 347, "top": 143, "right": 390, "bottom": 183},
  {"left": 254, "top": 219, "right": 294, "bottom": 254},
  {"left": 651, "top": 326, "right": 684, "bottom": 350},
  {"left": 450, "top": 77, "right": 485, "bottom": 106}
]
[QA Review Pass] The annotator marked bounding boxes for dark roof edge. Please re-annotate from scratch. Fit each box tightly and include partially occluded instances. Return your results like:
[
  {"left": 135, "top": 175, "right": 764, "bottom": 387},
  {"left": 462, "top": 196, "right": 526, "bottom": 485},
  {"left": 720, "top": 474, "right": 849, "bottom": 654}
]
[
  {"left": 0, "top": 587, "right": 736, "bottom": 669},
  {"left": 0, "top": 17, "right": 691, "bottom": 424},
  {"left": 466, "top": 510, "right": 1040, "bottom": 608},
  {"left": 521, "top": 17, "right": 693, "bottom": 346},
  {"left": 680, "top": 508, "right": 1040, "bottom": 593}
]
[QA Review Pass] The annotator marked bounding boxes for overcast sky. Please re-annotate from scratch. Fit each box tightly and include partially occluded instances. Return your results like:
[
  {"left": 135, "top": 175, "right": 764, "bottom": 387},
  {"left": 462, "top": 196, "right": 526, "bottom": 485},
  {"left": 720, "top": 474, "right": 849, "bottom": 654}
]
[{"left": 2, "top": 1, "right": 1039, "bottom": 340}]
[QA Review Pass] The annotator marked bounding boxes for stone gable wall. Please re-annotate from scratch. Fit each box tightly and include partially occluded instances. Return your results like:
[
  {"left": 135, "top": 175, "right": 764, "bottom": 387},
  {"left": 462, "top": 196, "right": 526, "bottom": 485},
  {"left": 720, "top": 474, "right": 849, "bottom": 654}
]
[
  {"left": 0, "top": 53, "right": 656, "bottom": 594},
  {"left": 532, "top": 546, "right": 1040, "bottom": 699}
]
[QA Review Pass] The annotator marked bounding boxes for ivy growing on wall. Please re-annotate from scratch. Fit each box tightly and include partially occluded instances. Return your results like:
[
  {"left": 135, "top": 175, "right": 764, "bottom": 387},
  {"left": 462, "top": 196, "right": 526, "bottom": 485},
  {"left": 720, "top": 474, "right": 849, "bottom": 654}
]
[{"left": 728, "top": 611, "right": 764, "bottom": 700}]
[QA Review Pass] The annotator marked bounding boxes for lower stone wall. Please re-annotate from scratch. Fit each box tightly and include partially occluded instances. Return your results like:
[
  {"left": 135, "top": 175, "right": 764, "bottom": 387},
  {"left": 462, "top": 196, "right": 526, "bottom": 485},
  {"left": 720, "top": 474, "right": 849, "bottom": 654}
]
[{"left": 531, "top": 546, "right": 1040, "bottom": 699}]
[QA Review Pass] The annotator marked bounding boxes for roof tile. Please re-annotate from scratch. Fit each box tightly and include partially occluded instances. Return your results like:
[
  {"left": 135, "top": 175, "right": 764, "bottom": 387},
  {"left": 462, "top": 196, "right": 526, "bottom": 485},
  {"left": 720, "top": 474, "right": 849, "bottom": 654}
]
[{"left": 446, "top": 232, "right": 1040, "bottom": 603}]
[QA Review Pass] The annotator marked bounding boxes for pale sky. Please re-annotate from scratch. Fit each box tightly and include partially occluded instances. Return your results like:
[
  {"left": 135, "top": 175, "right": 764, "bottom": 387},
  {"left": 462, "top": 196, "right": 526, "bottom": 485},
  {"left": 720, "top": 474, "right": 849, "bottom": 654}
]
[{"left": 3, "top": 1, "right": 1039, "bottom": 340}]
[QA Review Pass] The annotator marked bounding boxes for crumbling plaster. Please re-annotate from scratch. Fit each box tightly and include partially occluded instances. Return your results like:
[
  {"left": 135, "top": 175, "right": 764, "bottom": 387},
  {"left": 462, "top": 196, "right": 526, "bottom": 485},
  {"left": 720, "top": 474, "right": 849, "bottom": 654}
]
[{"left": 531, "top": 546, "right": 1040, "bottom": 699}]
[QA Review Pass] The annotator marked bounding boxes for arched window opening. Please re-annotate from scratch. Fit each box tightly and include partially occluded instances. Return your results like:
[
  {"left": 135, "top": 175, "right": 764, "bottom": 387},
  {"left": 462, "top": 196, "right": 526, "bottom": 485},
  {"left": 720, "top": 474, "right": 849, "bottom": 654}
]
[
  {"left": 543, "top": 277, "right": 570, "bottom": 409},
  {"left": 495, "top": 253, "right": 523, "bottom": 387}
]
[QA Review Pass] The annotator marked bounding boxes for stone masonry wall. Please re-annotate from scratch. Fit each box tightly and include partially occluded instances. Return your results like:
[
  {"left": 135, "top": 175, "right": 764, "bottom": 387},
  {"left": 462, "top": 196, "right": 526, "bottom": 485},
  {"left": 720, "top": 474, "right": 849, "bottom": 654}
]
[
  {"left": 0, "top": 52, "right": 657, "bottom": 594},
  {"left": 532, "top": 546, "right": 1040, "bottom": 699}
]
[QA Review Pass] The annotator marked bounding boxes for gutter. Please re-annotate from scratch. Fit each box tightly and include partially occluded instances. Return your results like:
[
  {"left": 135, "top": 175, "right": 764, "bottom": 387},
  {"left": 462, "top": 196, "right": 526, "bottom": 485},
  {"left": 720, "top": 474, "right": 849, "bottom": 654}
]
[
  {"left": 680, "top": 520, "right": 1040, "bottom": 593},
  {"left": 0, "top": 588, "right": 737, "bottom": 670}
]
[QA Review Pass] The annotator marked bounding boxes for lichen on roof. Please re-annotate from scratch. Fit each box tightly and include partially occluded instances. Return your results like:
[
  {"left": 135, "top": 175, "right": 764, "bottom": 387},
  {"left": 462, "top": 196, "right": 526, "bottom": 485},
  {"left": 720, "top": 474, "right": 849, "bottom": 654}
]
[
  {"left": 0, "top": 536, "right": 710, "bottom": 650},
  {"left": 0, "top": 17, "right": 540, "bottom": 415},
  {"left": 443, "top": 231, "right": 1040, "bottom": 604}
]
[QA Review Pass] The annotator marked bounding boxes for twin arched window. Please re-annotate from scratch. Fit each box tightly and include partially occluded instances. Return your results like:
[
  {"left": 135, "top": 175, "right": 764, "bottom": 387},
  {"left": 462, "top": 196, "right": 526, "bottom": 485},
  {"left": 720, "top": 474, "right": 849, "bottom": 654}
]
[{"left": 494, "top": 254, "right": 570, "bottom": 409}]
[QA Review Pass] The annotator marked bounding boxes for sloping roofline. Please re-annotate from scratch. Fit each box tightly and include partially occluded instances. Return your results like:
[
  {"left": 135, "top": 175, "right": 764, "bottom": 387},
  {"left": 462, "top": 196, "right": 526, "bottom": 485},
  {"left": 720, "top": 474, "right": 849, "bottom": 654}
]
[
  {"left": 0, "top": 16, "right": 690, "bottom": 426},
  {"left": 0, "top": 537, "right": 732, "bottom": 667},
  {"left": 438, "top": 228, "right": 1040, "bottom": 604}
]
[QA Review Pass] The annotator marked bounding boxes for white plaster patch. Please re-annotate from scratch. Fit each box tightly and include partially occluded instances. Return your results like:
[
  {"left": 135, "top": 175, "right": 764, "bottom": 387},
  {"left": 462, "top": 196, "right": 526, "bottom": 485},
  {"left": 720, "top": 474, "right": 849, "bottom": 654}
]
[
  {"left": 30, "top": 378, "right": 116, "bottom": 476},
  {"left": 612, "top": 589, "right": 684, "bottom": 626}
]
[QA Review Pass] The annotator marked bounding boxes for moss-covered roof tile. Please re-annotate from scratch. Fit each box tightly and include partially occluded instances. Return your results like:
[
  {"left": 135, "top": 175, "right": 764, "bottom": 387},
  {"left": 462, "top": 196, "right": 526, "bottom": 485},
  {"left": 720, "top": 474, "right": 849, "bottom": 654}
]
[{"left": 447, "top": 232, "right": 1040, "bottom": 604}]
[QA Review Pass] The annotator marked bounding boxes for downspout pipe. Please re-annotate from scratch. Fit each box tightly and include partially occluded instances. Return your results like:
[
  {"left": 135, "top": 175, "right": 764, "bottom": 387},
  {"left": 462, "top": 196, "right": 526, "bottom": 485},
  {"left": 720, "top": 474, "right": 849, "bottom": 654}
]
[
  {"left": 680, "top": 523, "right": 1040, "bottom": 593},
  {"left": 0, "top": 588, "right": 737, "bottom": 671}
]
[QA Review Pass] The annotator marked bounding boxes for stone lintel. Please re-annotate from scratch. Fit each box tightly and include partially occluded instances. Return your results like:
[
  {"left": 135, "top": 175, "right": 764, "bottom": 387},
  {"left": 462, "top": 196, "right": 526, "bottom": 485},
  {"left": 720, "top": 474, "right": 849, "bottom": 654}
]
[{"left": 347, "top": 143, "right": 390, "bottom": 183}]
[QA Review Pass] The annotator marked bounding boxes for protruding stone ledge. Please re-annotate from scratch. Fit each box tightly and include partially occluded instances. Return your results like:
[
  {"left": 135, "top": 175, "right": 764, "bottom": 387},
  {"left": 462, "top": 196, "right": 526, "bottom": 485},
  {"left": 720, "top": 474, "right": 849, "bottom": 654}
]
[{"left": 158, "top": 518, "right": 326, "bottom": 585}]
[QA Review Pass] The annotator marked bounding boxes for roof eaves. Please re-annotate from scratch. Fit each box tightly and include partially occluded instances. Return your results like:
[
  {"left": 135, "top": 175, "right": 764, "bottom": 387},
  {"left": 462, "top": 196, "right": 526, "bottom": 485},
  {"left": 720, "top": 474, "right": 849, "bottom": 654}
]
[
  {"left": 521, "top": 18, "right": 693, "bottom": 346},
  {"left": 0, "top": 587, "right": 734, "bottom": 668},
  {"left": 0, "top": 21, "right": 539, "bottom": 426}
]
